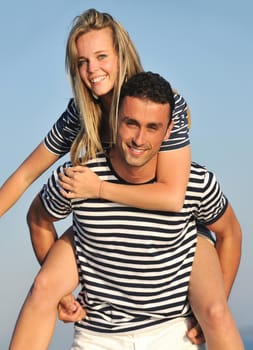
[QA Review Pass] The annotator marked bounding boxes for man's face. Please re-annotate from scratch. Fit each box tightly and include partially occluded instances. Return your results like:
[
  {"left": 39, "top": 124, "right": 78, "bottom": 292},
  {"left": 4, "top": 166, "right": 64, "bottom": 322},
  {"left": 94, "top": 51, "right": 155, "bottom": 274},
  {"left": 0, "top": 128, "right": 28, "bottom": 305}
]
[{"left": 116, "top": 96, "right": 172, "bottom": 169}]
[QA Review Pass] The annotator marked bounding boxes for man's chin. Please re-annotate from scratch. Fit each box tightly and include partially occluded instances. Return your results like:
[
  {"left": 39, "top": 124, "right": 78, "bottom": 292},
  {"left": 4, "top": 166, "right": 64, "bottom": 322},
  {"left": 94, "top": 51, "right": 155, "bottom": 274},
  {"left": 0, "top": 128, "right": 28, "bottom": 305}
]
[{"left": 125, "top": 157, "right": 147, "bottom": 168}]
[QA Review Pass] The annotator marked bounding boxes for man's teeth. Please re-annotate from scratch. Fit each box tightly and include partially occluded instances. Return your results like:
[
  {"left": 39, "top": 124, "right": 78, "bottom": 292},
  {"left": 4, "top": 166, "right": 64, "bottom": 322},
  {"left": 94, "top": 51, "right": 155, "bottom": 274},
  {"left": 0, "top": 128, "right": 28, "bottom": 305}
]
[{"left": 131, "top": 148, "right": 144, "bottom": 153}]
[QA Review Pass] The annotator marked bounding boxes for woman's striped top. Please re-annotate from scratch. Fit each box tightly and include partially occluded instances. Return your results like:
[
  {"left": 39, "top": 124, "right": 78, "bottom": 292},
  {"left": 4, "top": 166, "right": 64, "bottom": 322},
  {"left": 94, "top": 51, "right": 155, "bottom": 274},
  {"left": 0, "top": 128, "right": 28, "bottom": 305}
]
[{"left": 44, "top": 93, "right": 189, "bottom": 156}]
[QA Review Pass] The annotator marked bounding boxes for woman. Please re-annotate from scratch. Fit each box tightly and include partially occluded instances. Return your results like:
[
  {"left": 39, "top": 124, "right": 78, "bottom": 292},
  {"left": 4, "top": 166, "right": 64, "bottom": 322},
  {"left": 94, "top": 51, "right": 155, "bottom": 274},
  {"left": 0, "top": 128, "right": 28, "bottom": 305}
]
[
  {"left": 7, "top": 9, "right": 243, "bottom": 350},
  {"left": 0, "top": 10, "right": 189, "bottom": 216}
]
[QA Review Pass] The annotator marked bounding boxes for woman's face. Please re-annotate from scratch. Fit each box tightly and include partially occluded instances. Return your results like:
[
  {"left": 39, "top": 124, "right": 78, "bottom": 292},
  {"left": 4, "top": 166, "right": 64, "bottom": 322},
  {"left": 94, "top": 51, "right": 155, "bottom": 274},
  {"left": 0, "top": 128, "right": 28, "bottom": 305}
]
[{"left": 76, "top": 28, "right": 119, "bottom": 100}]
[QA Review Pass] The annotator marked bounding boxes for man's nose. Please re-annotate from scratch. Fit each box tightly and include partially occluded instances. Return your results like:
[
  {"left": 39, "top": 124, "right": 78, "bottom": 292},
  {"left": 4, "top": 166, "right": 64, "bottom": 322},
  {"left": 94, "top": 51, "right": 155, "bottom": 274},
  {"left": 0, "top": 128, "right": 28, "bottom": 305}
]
[{"left": 132, "top": 129, "right": 145, "bottom": 146}]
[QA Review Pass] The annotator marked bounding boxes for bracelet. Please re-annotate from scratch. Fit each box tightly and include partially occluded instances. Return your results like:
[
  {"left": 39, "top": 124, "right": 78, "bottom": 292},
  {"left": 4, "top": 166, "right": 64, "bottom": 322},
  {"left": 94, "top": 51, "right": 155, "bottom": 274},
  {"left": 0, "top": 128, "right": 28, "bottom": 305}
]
[{"left": 98, "top": 180, "right": 104, "bottom": 198}]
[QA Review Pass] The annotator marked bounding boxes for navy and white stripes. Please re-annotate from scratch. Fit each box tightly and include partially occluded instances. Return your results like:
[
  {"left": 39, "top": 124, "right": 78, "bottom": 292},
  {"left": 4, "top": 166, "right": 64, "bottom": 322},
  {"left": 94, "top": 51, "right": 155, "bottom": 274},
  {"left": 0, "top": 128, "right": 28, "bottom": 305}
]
[
  {"left": 40, "top": 155, "right": 227, "bottom": 333},
  {"left": 44, "top": 98, "right": 80, "bottom": 155}
]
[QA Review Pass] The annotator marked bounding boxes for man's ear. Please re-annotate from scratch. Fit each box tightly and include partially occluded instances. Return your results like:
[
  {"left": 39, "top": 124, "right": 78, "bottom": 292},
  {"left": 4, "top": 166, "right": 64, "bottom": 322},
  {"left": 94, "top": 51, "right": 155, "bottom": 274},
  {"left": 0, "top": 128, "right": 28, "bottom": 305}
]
[{"left": 164, "top": 120, "right": 174, "bottom": 140}]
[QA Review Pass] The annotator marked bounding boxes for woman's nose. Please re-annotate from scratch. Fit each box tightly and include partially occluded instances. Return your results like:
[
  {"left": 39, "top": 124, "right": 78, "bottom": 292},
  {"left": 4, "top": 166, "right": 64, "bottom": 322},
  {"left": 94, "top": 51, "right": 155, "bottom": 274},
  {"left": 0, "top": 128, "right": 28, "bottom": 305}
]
[{"left": 87, "top": 59, "right": 99, "bottom": 73}]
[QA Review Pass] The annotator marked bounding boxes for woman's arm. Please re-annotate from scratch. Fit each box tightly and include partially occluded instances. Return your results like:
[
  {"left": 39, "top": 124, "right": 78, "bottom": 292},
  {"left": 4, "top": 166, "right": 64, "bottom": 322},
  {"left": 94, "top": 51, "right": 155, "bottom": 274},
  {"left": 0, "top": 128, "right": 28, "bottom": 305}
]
[
  {"left": 0, "top": 142, "right": 59, "bottom": 217},
  {"left": 0, "top": 99, "right": 80, "bottom": 217},
  {"left": 102, "top": 145, "right": 190, "bottom": 211},
  {"left": 58, "top": 145, "right": 191, "bottom": 212}
]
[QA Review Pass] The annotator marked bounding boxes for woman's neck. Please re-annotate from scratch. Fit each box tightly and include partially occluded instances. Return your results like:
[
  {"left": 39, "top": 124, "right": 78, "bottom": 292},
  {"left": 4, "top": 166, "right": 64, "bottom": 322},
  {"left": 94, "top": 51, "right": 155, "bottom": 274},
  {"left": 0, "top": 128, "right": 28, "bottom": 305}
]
[
  {"left": 100, "top": 92, "right": 113, "bottom": 143},
  {"left": 100, "top": 92, "right": 112, "bottom": 115}
]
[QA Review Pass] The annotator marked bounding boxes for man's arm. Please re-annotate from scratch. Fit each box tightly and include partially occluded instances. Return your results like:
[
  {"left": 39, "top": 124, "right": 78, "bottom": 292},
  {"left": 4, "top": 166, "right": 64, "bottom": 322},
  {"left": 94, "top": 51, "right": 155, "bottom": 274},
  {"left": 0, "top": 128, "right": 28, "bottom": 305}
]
[
  {"left": 27, "top": 193, "right": 85, "bottom": 322},
  {"left": 187, "top": 202, "right": 242, "bottom": 345},
  {"left": 27, "top": 194, "right": 59, "bottom": 265},
  {"left": 207, "top": 203, "right": 242, "bottom": 297}
]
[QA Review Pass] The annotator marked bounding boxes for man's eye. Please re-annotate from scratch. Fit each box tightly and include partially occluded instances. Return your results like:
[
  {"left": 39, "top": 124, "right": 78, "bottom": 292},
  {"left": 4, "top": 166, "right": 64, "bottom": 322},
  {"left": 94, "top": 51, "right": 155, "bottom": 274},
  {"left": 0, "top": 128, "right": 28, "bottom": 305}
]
[
  {"left": 148, "top": 125, "right": 158, "bottom": 130},
  {"left": 126, "top": 121, "right": 137, "bottom": 127}
]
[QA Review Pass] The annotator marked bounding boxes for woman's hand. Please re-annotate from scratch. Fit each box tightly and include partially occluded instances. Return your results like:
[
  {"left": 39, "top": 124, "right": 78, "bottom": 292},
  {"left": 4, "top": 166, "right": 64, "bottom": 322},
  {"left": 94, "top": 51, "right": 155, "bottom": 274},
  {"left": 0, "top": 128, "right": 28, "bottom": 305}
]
[{"left": 58, "top": 166, "right": 102, "bottom": 199}]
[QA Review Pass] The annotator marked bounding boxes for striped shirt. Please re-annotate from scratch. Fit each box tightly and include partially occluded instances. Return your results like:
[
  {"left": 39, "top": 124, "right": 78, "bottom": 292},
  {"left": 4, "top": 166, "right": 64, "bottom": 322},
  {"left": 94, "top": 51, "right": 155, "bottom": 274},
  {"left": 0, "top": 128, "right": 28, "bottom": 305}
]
[
  {"left": 44, "top": 93, "right": 189, "bottom": 156},
  {"left": 40, "top": 155, "right": 227, "bottom": 333}
]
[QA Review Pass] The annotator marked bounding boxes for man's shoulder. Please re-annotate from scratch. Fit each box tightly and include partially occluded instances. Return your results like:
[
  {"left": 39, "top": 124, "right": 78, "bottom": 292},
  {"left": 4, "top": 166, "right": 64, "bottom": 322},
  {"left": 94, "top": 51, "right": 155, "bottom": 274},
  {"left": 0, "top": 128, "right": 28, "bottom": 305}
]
[
  {"left": 85, "top": 152, "right": 108, "bottom": 167},
  {"left": 52, "top": 153, "right": 108, "bottom": 177}
]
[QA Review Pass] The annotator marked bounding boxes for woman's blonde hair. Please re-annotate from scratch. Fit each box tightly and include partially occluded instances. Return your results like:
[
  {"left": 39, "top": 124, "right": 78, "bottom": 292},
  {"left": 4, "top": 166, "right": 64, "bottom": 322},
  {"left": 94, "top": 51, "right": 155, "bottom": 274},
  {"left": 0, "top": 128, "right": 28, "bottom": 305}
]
[{"left": 66, "top": 8, "right": 143, "bottom": 164}]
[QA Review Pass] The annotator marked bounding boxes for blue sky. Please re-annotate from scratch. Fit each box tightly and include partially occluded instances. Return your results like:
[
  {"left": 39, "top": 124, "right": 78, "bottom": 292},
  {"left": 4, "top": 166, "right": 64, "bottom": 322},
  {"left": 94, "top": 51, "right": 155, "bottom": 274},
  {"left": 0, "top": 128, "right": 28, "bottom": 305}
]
[{"left": 1, "top": 0, "right": 252, "bottom": 348}]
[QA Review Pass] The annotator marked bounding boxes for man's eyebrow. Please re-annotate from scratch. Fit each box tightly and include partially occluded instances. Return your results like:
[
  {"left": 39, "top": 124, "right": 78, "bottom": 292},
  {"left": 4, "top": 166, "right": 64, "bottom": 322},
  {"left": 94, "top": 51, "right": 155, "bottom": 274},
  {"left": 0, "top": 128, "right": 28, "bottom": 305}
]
[
  {"left": 147, "top": 121, "right": 163, "bottom": 127},
  {"left": 121, "top": 116, "right": 137, "bottom": 122},
  {"left": 121, "top": 116, "right": 163, "bottom": 127}
]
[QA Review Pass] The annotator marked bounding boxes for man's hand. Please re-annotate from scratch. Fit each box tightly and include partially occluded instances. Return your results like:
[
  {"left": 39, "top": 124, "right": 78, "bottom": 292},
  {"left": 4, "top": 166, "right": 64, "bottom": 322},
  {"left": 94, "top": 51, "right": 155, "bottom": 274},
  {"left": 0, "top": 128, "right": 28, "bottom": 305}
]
[
  {"left": 187, "top": 317, "right": 205, "bottom": 345},
  {"left": 58, "top": 294, "right": 86, "bottom": 323}
]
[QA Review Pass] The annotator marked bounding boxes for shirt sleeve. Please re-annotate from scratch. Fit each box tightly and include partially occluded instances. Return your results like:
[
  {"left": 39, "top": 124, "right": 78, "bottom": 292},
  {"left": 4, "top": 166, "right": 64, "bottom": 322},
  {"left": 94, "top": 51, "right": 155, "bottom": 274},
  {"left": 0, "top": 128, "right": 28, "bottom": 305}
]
[
  {"left": 44, "top": 99, "right": 81, "bottom": 156},
  {"left": 40, "top": 162, "right": 72, "bottom": 219},
  {"left": 159, "top": 92, "right": 190, "bottom": 152},
  {"left": 196, "top": 170, "right": 228, "bottom": 225},
  {"left": 196, "top": 222, "right": 216, "bottom": 244}
]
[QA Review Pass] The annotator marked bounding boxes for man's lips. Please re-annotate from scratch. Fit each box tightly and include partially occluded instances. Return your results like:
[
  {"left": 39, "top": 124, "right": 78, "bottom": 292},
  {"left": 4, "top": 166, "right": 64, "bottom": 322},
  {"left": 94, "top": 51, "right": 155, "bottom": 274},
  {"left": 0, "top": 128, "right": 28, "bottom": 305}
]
[{"left": 127, "top": 144, "right": 148, "bottom": 155}]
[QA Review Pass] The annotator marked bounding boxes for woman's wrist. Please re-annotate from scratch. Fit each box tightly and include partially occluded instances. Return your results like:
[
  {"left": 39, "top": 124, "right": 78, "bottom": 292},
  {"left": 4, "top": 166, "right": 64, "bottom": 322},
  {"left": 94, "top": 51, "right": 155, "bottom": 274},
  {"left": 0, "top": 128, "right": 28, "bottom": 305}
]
[{"left": 98, "top": 180, "right": 104, "bottom": 198}]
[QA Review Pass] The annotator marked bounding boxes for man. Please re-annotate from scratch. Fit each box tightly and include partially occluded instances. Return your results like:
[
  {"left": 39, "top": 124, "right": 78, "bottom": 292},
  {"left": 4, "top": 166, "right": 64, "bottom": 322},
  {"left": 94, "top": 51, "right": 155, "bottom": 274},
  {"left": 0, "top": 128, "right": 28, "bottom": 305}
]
[{"left": 9, "top": 72, "right": 243, "bottom": 350}]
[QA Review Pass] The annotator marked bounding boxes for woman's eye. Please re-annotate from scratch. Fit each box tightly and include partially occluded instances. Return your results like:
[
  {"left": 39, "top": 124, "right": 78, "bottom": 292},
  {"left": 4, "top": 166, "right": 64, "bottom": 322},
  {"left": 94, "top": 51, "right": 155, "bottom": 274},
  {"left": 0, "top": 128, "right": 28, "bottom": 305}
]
[
  {"left": 78, "top": 59, "right": 88, "bottom": 67},
  {"left": 98, "top": 54, "right": 107, "bottom": 60}
]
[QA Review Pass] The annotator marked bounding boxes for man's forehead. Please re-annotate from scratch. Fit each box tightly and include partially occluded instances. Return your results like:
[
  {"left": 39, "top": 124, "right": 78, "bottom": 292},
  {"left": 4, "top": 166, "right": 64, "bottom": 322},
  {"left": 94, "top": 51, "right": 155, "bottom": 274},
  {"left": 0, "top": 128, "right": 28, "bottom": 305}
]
[{"left": 119, "top": 96, "right": 170, "bottom": 122}]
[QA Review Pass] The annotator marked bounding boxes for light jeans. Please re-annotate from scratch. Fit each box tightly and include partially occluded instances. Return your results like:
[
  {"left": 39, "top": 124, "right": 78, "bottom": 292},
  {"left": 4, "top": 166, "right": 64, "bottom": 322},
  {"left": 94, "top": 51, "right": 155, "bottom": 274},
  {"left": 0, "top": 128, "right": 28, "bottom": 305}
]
[{"left": 70, "top": 317, "right": 205, "bottom": 350}]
